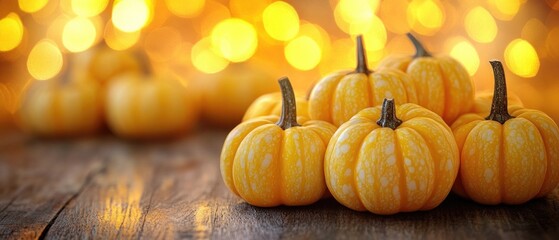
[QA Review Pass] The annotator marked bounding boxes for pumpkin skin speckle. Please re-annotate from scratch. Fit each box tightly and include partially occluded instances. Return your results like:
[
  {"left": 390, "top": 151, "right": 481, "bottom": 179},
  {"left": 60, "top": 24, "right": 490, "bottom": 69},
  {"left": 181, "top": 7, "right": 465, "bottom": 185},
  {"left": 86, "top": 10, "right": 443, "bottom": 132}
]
[
  {"left": 309, "top": 35, "right": 418, "bottom": 127},
  {"left": 451, "top": 61, "right": 559, "bottom": 205},
  {"left": 325, "top": 99, "right": 459, "bottom": 215},
  {"left": 221, "top": 77, "right": 336, "bottom": 207}
]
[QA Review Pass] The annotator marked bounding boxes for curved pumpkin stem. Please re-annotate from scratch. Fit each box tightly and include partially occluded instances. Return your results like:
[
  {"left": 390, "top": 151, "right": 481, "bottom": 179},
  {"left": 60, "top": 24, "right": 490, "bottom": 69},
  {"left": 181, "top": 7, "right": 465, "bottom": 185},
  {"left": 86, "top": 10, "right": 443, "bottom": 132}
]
[
  {"left": 353, "top": 35, "right": 372, "bottom": 75},
  {"left": 276, "top": 77, "right": 301, "bottom": 130},
  {"left": 377, "top": 98, "right": 402, "bottom": 130},
  {"left": 486, "top": 60, "right": 514, "bottom": 124},
  {"left": 407, "top": 33, "right": 432, "bottom": 58}
]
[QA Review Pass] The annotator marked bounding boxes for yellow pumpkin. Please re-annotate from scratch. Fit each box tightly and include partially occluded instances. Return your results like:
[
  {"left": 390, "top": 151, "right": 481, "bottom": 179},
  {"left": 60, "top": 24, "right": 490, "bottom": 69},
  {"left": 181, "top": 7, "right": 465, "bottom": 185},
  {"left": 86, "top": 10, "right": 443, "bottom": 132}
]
[
  {"left": 325, "top": 99, "right": 459, "bottom": 214},
  {"left": 472, "top": 90, "right": 523, "bottom": 114},
  {"left": 221, "top": 77, "right": 336, "bottom": 207},
  {"left": 451, "top": 61, "right": 559, "bottom": 205},
  {"left": 87, "top": 46, "right": 141, "bottom": 85},
  {"left": 378, "top": 33, "right": 475, "bottom": 124},
  {"left": 242, "top": 91, "right": 309, "bottom": 121},
  {"left": 18, "top": 70, "right": 103, "bottom": 137},
  {"left": 201, "top": 63, "right": 277, "bottom": 128},
  {"left": 309, "top": 36, "right": 418, "bottom": 127},
  {"left": 105, "top": 71, "right": 198, "bottom": 139}
]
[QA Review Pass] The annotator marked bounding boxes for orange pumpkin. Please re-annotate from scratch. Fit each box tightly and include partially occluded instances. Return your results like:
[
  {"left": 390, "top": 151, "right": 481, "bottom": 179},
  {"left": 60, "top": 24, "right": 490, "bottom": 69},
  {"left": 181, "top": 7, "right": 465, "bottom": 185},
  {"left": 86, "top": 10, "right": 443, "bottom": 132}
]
[
  {"left": 378, "top": 33, "right": 475, "bottom": 124},
  {"left": 87, "top": 46, "right": 141, "bottom": 85},
  {"left": 105, "top": 71, "right": 198, "bottom": 139},
  {"left": 18, "top": 69, "right": 103, "bottom": 137},
  {"left": 325, "top": 99, "right": 459, "bottom": 214},
  {"left": 201, "top": 64, "right": 276, "bottom": 128},
  {"left": 221, "top": 77, "right": 336, "bottom": 207},
  {"left": 451, "top": 61, "right": 559, "bottom": 205},
  {"left": 308, "top": 35, "right": 418, "bottom": 127},
  {"left": 242, "top": 91, "right": 309, "bottom": 121}
]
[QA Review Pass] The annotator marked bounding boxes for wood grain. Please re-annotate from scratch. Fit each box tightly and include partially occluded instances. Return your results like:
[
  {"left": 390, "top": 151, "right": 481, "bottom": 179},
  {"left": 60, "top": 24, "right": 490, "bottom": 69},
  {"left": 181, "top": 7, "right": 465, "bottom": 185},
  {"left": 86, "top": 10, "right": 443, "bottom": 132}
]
[{"left": 0, "top": 129, "right": 558, "bottom": 239}]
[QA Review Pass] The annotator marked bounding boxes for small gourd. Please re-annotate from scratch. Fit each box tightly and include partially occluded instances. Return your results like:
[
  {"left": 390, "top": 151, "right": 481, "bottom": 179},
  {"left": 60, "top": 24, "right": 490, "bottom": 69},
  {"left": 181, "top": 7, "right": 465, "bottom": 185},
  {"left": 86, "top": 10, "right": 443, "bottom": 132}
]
[
  {"left": 221, "top": 77, "right": 336, "bottom": 207},
  {"left": 242, "top": 91, "right": 309, "bottom": 121},
  {"left": 378, "top": 33, "right": 475, "bottom": 124},
  {"left": 451, "top": 61, "right": 559, "bottom": 205},
  {"left": 308, "top": 35, "right": 418, "bottom": 127},
  {"left": 325, "top": 99, "right": 459, "bottom": 214}
]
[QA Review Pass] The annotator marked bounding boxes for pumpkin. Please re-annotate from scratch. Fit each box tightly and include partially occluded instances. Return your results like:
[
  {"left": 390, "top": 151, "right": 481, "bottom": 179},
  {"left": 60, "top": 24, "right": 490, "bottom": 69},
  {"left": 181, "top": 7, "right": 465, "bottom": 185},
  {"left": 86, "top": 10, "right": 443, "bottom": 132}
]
[
  {"left": 201, "top": 63, "right": 277, "bottom": 128},
  {"left": 451, "top": 61, "right": 559, "bottom": 205},
  {"left": 472, "top": 90, "right": 523, "bottom": 114},
  {"left": 242, "top": 91, "right": 309, "bottom": 121},
  {"left": 17, "top": 67, "right": 103, "bottom": 137},
  {"left": 221, "top": 77, "right": 336, "bottom": 207},
  {"left": 87, "top": 46, "right": 141, "bottom": 85},
  {"left": 377, "top": 33, "right": 475, "bottom": 124},
  {"left": 324, "top": 98, "right": 459, "bottom": 214},
  {"left": 308, "top": 35, "right": 418, "bottom": 127},
  {"left": 105, "top": 70, "right": 198, "bottom": 139}
]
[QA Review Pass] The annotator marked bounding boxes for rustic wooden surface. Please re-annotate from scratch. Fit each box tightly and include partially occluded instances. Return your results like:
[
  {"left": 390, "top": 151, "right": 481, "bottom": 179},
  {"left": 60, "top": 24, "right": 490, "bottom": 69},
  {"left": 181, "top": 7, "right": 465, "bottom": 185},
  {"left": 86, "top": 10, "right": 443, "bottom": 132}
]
[{"left": 0, "top": 128, "right": 558, "bottom": 239}]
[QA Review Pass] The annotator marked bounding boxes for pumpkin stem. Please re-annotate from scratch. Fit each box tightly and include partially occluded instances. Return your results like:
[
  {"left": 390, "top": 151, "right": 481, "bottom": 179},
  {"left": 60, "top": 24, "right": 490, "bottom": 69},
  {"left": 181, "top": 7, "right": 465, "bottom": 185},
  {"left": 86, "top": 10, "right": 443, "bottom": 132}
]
[
  {"left": 353, "top": 35, "right": 372, "bottom": 75},
  {"left": 377, "top": 98, "right": 402, "bottom": 130},
  {"left": 276, "top": 77, "right": 301, "bottom": 130},
  {"left": 407, "top": 33, "right": 432, "bottom": 58},
  {"left": 486, "top": 60, "right": 514, "bottom": 124}
]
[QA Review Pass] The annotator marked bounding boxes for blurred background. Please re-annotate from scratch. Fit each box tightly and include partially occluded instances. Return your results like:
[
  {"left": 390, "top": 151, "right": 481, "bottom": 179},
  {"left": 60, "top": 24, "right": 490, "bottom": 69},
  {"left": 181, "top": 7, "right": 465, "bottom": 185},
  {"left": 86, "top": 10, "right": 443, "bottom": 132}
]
[{"left": 1, "top": 0, "right": 559, "bottom": 135}]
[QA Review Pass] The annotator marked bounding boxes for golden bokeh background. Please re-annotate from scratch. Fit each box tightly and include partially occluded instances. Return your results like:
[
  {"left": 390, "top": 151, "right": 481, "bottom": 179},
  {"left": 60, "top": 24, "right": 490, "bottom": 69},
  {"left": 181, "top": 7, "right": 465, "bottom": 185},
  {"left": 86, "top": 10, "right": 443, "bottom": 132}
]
[{"left": 1, "top": 0, "right": 559, "bottom": 130}]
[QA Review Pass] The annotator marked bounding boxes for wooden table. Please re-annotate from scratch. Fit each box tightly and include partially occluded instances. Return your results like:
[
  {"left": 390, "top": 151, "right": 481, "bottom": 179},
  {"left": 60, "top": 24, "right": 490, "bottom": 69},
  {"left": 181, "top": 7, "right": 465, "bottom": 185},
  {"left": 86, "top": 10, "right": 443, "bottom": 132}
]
[{"left": 1, "top": 129, "right": 558, "bottom": 239}]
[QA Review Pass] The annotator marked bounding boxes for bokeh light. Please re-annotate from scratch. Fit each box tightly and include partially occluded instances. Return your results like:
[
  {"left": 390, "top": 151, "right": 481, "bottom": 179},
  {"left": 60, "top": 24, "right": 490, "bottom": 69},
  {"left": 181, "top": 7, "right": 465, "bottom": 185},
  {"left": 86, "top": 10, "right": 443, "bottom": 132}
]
[
  {"left": 27, "top": 39, "right": 63, "bottom": 80},
  {"left": 0, "top": 13, "right": 24, "bottom": 52},
  {"left": 465, "top": 7, "right": 497, "bottom": 43},
  {"left": 71, "top": 0, "right": 109, "bottom": 17},
  {"left": 285, "top": 36, "right": 322, "bottom": 71},
  {"left": 211, "top": 18, "right": 257, "bottom": 62},
  {"left": 165, "top": 0, "right": 205, "bottom": 18},
  {"left": 112, "top": 0, "right": 150, "bottom": 32},
  {"left": 449, "top": 38, "right": 479, "bottom": 76},
  {"left": 144, "top": 27, "right": 182, "bottom": 62},
  {"left": 334, "top": 0, "right": 380, "bottom": 35},
  {"left": 407, "top": 0, "right": 445, "bottom": 36},
  {"left": 191, "top": 37, "right": 229, "bottom": 74},
  {"left": 229, "top": 0, "right": 271, "bottom": 22},
  {"left": 104, "top": 20, "right": 141, "bottom": 51},
  {"left": 62, "top": 17, "right": 97, "bottom": 53},
  {"left": 18, "top": 0, "right": 48, "bottom": 13},
  {"left": 505, "top": 39, "right": 540, "bottom": 78},
  {"left": 379, "top": 0, "right": 410, "bottom": 34},
  {"left": 488, "top": 0, "right": 522, "bottom": 21},
  {"left": 262, "top": 1, "right": 300, "bottom": 41},
  {"left": 361, "top": 15, "right": 387, "bottom": 51}
]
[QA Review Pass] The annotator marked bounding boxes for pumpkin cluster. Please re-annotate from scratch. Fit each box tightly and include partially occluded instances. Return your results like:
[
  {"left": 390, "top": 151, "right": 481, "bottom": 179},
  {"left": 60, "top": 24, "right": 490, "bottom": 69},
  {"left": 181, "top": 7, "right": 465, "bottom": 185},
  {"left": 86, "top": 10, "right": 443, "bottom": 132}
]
[{"left": 221, "top": 34, "right": 559, "bottom": 215}]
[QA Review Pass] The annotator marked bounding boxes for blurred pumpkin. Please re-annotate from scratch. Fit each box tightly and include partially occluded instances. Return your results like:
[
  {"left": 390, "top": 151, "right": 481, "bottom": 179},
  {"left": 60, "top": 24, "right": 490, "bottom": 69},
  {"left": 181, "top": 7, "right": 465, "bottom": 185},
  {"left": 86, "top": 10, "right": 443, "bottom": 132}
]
[
  {"left": 105, "top": 69, "right": 198, "bottom": 139},
  {"left": 451, "top": 61, "right": 559, "bottom": 205},
  {"left": 17, "top": 66, "right": 103, "bottom": 137},
  {"left": 378, "top": 33, "right": 475, "bottom": 124},
  {"left": 87, "top": 46, "right": 141, "bottom": 85},
  {"left": 325, "top": 98, "right": 459, "bottom": 214},
  {"left": 221, "top": 77, "right": 336, "bottom": 207},
  {"left": 308, "top": 35, "right": 418, "bottom": 127},
  {"left": 472, "top": 90, "right": 523, "bottom": 114},
  {"left": 200, "top": 63, "right": 276, "bottom": 128},
  {"left": 242, "top": 91, "right": 309, "bottom": 121}
]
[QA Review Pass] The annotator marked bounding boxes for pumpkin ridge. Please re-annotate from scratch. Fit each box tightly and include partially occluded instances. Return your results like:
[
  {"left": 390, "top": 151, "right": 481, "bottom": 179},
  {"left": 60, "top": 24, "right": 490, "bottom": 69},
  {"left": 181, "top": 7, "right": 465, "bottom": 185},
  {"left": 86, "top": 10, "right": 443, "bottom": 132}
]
[
  {"left": 353, "top": 128, "right": 373, "bottom": 210},
  {"left": 436, "top": 61, "right": 452, "bottom": 122},
  {"left": 404, "top": 123, "right": 437, "bottom": 209},
  {"left": 498, "top": 123, "right": 506, "bottom": 203},
  {"left": 277, "top": 130, "right": 286, "bottom": 204},
  {"left": 393, "top": 130, "right": 409, "bottom": 211}
]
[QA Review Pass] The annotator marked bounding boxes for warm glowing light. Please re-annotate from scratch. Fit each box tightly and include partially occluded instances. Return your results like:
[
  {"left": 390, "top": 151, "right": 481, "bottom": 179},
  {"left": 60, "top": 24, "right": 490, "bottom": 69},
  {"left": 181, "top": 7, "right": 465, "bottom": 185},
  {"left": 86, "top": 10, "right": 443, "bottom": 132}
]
[
  {"left": 144, "top": 27, "right": 182, "bottom": 62},
  {"left": 165, "top": 0, "right": 205, "bottom": 18},
  {"left": 262, "top": 1, "right": 299, "bottom": 41},
  {"left": 71, "top": 0, "right": 109, "bottom": 17},
  {"left": 0, "top": 13, "right": 24, "bottom": 52},
  {"left": 27, "top": 40, "right": 63, "bottom": 80},
  {"left": 546, "top": 27, "right": 559, "bottom": 59},
  {"left": 334, "top": 0, "right": 380, "bottom": 34},
  {"left": 62, "top": 17, "right": 96, "bottom": 53},
  {"left": 465, "top": 7, "right": 497, "bottom": 43},
  {"left": 505, "top": 39, "right": 540, "bottom": 78},
  {"left": 521, "top": 18, "right": 548, "bottom": 49},
  {"left": 199, "top": 1, "right": 231, "bottom": 36},
  {"left": 211, "top": 18, "right": 257, "bottom": 62},
  {"left": 407, "top": 0, "right": 445, "bottom": 36},
  {"left": 192, "top": 37, "right": 229, "bottom": 73},
  {"left": 379, "top": 0, "right": 410, "bottom": 34},
  {"left": 319, "top": 38, "right": 355, "bottom": 76},
  {"left": 285, "top": 36, "right": 321, "bottom": 71},
  {"left": 112, "top": 0, "right": 150, "bottom": 32},
  {"left": 230, "top": 0, "right": 271, "bottom": 22},
  {"left": 104, "top": 20, "right": 141, "bottom": 51},
  {"left": 449, "top": 40, "right": 479, "bottom": 76},
  {"left": 18, "top": 0, "right": 48, "bottom": 13},
  {"left": 298, "top": 22, "right": 331, "bottom": 51},
  {"left": 489, "top": 0, "right": 522, "bottom": 21},
  {"left": 361, "top": 15, "right": 387, "bottom": 51}
]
